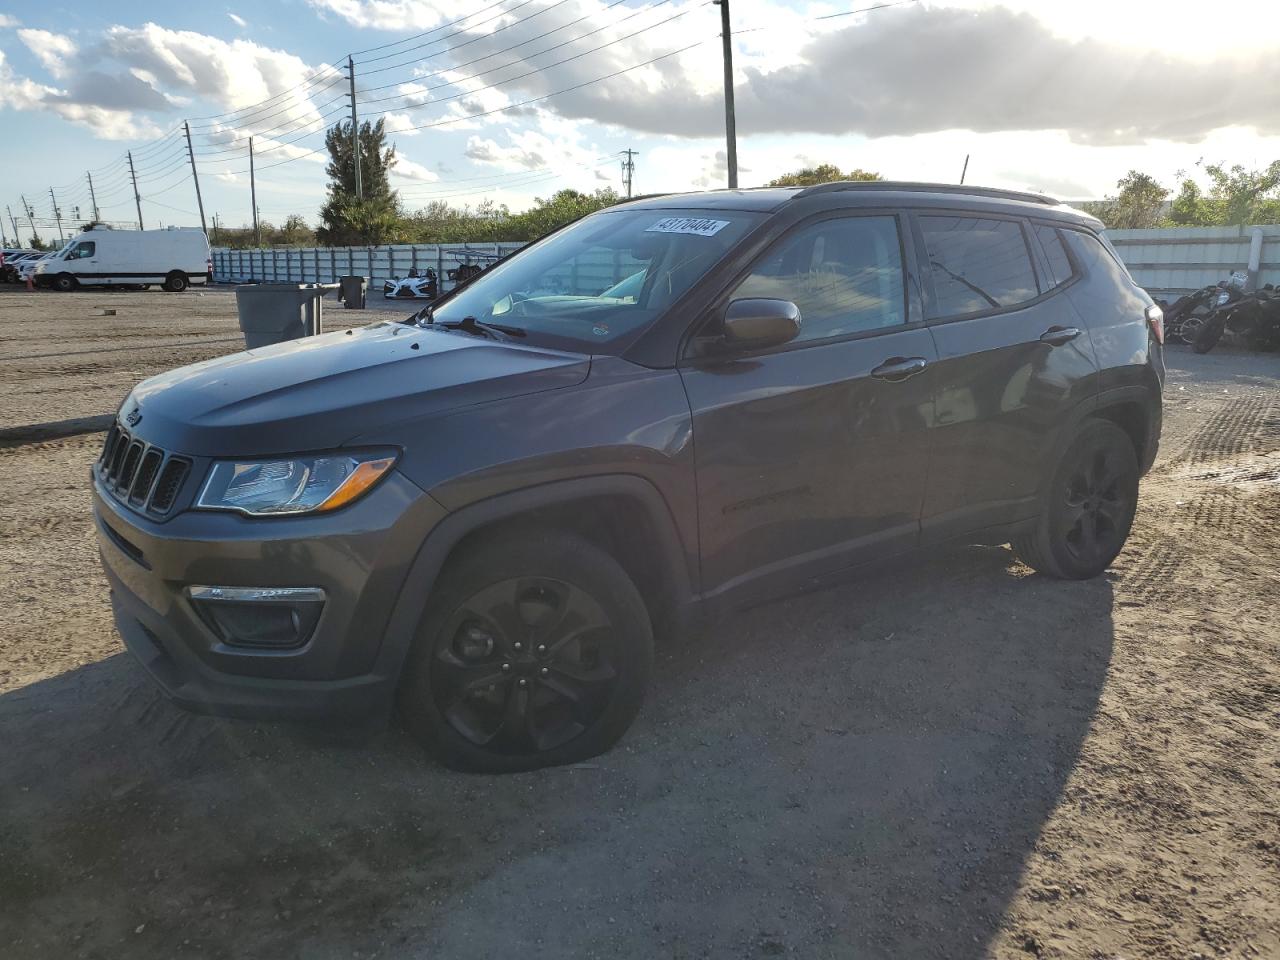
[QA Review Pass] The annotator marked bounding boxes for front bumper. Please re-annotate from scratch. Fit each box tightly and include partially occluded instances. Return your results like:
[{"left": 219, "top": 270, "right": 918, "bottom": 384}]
[{"left": 93, "top": 470, "right": 445, "bottom": 720}]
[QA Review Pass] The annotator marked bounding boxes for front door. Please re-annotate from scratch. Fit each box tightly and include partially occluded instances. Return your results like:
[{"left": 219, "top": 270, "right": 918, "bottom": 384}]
[{"left": 679, "top": 213, "right": 936, "bottom": 603}]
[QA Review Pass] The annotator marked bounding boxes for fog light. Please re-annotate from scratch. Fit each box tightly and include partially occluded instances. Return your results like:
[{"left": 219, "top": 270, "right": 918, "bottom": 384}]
[{"left": 188, "top": 586, "right": 325, "bottom": 649}]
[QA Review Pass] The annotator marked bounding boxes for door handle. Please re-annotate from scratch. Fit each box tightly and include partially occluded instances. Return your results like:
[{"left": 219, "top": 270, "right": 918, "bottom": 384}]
[
  {"left": 870, "top": 356, "right": 929, "bottom": 382},
  {"left": 1039, "top": 325, "right": 1082, "bottom": 346}
]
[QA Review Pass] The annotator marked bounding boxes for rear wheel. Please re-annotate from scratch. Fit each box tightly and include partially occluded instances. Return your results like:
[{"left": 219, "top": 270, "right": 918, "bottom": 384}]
[
  {"left": 397, "top": 529, "right": 653, "bottom": 772},
  {"left": 162, "top": 271, "right": 188, "bottom": 292},
  {"left": 52, "top": 273, "right": 76, "bottom": 292},
  {"left": 1013, "top": 420, "right": 1139, "bottom": 579}
]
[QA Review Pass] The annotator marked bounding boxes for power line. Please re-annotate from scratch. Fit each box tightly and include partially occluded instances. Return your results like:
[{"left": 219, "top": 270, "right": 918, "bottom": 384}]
[
  {"left": 355, "top": 0, "right": 570, "bottom": 77},
  {"left": 219, "top": 37, "right": 710, "bottom": 178},
  {"left": 349, "top": 0, "right": 518, "bottom": 59},
  {"left": 354, "top": 0, "right": 632, "bottom": 100}
]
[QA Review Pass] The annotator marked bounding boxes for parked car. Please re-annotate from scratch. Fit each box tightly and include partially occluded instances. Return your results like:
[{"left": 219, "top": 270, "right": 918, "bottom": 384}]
[
  {"left": 2, "top": 250, "right": 40, "bottom": 283},
  {"left": 18, "top": 252, "right": 56, "bottom": 283},
  {"left": 31, "top": 224, "right": 210, "bottom": 292},
  {"left": 92, "top": 182, "right": 1164, "bottom": 772}
]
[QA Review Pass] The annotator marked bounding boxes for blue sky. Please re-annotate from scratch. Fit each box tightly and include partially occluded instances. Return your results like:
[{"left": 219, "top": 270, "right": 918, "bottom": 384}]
[{"left": 3, "top": 0, "right": 1279, "bottom": 242}]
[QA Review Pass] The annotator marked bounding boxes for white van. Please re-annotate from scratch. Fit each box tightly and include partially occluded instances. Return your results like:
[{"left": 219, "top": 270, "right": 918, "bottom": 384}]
[{"left": 33, "top": 225, "right": 210, "bottom": 292}]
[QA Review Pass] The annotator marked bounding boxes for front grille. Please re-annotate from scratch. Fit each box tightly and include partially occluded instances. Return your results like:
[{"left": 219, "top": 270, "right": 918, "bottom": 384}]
[{"left": 97, "top": 421, "right": 191, "bottom": 517}]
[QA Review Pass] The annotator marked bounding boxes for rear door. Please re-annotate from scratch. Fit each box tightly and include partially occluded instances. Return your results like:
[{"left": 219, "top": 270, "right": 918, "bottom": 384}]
[
  {"left": 679, "top": 211, "right": 937, "bottom": 602},
  {"left": 915, "top": 212, "right": 1098, "bottom": 541}
]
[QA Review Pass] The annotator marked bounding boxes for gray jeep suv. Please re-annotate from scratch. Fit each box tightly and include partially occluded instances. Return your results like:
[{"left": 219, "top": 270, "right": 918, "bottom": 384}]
[{"left": 93, "top": 182, "right": 1164, "bottom": 771}]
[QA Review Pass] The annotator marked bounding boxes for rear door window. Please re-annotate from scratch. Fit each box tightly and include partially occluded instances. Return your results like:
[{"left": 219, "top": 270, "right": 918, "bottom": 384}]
[
  {"left": 731, "top": 215, "right": 906, "bottom": 343},
  {"left": 1034, "top": 225, "right": 1073, "bottom": 288},
  {"left": 919, "top": 216, "right": 1039, "bottom": 318}
]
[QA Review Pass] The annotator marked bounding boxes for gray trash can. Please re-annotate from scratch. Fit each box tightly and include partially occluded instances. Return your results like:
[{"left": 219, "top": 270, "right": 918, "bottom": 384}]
[
  {"left": 234, "top": 283, "right": 338, "bottom": 348},
  {"left": 338, "top": 275, "right": 367, "bottom": 310}
]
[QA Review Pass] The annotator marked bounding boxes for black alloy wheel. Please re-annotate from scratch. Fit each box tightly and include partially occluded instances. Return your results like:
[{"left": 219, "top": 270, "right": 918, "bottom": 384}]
[
  {"left": 1056, "top": 447, "right": 1133, "bottom": 568},
  {"left": 398, "top": 529, "right": 652, "bottom": 772},
  {"left": 430, "top": 578, "right": 620, "bottom": 755},
  {"left": 1013, "top": 419, "right": 1139, "bottom": 579}
]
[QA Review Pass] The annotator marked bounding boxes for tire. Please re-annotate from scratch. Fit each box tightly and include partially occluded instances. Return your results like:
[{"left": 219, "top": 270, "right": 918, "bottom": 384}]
[
  {"left": 1192, "top": 316, "right": 1225, "bottom": 354},
  {"left": 163, "top": 271, "right": 189, "bottom": 292},
  {"left": 1012, "top": 419, "right": 1139, "bottom": 580},
  {"left": 52, "top": 273, "right": 76, "bottom": 292},
  {"left": 397, "top": 528, "right": 654, "bottom": 773}
]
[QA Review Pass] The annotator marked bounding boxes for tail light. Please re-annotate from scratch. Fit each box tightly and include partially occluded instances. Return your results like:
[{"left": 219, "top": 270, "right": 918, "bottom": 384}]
[{"left": 1145, "top": 304, "right": 1165, "bottom": 345}]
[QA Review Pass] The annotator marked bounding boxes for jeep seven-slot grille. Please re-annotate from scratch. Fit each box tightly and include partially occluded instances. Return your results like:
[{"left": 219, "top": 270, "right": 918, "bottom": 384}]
[{"left": 98, "top": 421, "right": 191, "bottom": 516}]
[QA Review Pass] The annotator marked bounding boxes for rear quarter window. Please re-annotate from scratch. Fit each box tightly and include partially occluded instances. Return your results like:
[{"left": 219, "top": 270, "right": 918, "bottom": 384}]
[{"left": 1062, "top": 229, "right": 1134, "bottom": 291}]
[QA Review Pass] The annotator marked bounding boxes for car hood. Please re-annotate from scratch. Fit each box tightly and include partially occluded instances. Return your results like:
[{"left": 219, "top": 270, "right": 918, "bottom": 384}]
[{"left": 123, "top": 322, "right": 591, "bottom": 457}]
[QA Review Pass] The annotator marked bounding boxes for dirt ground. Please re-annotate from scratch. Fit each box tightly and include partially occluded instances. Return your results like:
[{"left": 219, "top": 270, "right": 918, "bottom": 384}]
[
  {"left": 0, "top": 288, "right": 1277, "bottom": 959},
  {"left": 0, "top": 286, "right": 408, "bottom": 430}
]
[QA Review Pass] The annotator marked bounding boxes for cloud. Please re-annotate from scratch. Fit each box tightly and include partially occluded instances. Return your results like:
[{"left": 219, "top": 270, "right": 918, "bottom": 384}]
[
  {"left": 18, "top": 29, "right": 78, "bottom": 79},
  {"left": 102, "top": 23, "right": 335, "bottom": 115},
  {"left": 0, "top": 49, "right": 164, "bottom": 139},
  {"left": 543, "top": 5, "right": 1280, "bottom": 145},
  {"left": 47, "top": 70, "right": 175, "bottom": 112},
  {"left": 0, "top": 14, "right": 19, "bottom": 28},
  {"left": 309, "top": 1, "right": 1280, "bottom": 147},
  {"left": 382, "top": 111, "right": 422, "bottom": 136},
  {"left": 390, "top": 155, "right": 439, "bottom": 182},
  {"left": 228, "top": 13, "right": 248, "bottom": 28}
]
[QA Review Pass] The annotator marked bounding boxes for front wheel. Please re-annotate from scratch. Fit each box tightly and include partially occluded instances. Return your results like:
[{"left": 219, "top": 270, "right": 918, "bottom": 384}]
[
  {"left": 1013, "top": 420, "right": 1139, "bottom": 579},
  {"left": 397, "top": 529, "right": 653, "bottom": 772},
  {"left": 52, "top": 273, "right": 77, "bottom": 292},
  {"left": 1192, "top": 316, "right": 1225, "bottom": 354}
]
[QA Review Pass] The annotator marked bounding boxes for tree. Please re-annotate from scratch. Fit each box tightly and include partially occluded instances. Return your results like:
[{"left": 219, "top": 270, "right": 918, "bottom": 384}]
[
  {"left": 766, "top": 164, "right": 881, "bottom": 187},
  {"left": 28, "top": 233, "right": 49, "bottom": 250},
  {"left": 1096, "top": 171, "right": 1168, "bottom": 229},
  {"left": 1201, "top": 161, "right": 1280, "bottom": 226},
  {"left": 1167, "top": 177, "right": 1211, "bottom": 226},
  {"left": 507, "top": 188, "right": 620, "bottom": 240},
  {"left": 317, "top": 118, "right": 400, "bottom": 245}
]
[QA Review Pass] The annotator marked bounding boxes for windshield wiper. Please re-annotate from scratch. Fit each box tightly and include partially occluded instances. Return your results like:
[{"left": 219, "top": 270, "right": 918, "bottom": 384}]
[{"left": 435, "top": 315, "right": 526, "bottom": 339}]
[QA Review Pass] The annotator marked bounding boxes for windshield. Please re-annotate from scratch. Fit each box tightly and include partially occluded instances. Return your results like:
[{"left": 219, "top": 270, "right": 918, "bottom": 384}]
[{"left": 430, "top": 207, "right": 763, "bottom": 351}]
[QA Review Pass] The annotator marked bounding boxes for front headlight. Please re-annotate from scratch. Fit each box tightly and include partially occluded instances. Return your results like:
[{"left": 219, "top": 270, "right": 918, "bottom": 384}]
[{"left": 196, "top": 451, "right": 396, "bottom": 516}]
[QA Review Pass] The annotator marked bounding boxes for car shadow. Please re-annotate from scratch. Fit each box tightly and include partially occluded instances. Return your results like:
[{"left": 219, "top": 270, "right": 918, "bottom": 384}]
[{"left": 0, "top": 544, "right": 1113, "bottom": 960}]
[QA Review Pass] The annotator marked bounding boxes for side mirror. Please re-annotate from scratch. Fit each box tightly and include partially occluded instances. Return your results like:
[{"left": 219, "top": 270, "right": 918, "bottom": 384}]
[{"left": 722, "top": 298, "right": 801, "bottom": 350}]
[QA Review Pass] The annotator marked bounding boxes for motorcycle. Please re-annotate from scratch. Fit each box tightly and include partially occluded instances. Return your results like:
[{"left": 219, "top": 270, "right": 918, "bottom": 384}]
[
  {"left": 382, "top": 268, "right": 438, "bottom": 300},
  {"left": 1162, "top": 284, "right": 1220, "bottom": 345},
  {"left": 1192, "top": 283, "right": 1280, "bottom": 354}
]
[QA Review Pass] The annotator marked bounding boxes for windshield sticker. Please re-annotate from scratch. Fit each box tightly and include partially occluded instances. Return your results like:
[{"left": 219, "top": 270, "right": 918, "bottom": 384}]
[
  {"left": 592, "top": 322, "right": 610, "bottom": 337},
  {"left": 644, "top": 217, "right": 730, "bottom": 237}
]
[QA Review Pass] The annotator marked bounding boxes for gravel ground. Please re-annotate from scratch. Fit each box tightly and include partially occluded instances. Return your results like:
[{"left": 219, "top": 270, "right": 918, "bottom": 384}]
[
  {"left": 0, "top": 295, "right": 1277, "bottom": 960},
  {"left": 0, "top": 286, "right": 411, "bottom": 429}
]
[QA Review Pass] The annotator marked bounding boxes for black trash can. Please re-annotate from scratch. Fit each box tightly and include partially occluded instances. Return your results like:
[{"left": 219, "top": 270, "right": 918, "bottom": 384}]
[
  {"left": 338, "top": 275, "right": 367, "bottom": 310},
  {"left": 234, "top": 283, "right": 338, "bottom": 349}
]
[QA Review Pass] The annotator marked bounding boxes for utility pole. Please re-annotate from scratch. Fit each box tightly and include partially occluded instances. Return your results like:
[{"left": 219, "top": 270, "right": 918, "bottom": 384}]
[
  {"left": 7, "top": 205, "right": 20, "bottom": 246},
  {"left": 960, "top": 154, "right": 970, "bottom": 185},
  {"left": 20, "top": 194, "right": 36, "bottom": 244},
  {"left": 212, "top": 212, "right": 220, "bottom": 245},
  {"left": 49, "top": 187, "right": 65, "bottom": 243},
  {"left": 621, "top": 149, "right": 638, "bottom": 199},
  {"left": 86, "top": 171, "right": 100, "bottom": 221},
  {"left": 249, "top": 137, "right": 260, "bottom": 247},
  {"left": 348, "top": 55, "right": 363, "bottom": 201},
  {"left": 184, "top": 121, "right": 208, "bottom": 236},
  {"left": 713, "top": 0, "right": 738, "bottom": 189},
  {"left": 127, "top": 150, "right": 144, "bottom": 229}
]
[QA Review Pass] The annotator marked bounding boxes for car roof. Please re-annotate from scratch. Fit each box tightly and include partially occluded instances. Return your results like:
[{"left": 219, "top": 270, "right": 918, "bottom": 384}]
[{"left": 618, "top": 181, "right": 1101, "bottom": 228}]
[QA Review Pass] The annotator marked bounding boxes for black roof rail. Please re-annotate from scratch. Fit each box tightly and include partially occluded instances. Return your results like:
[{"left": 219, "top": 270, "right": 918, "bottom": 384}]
[{"left": 792, "top": 180, "right": 1060, "bottom": 206}]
